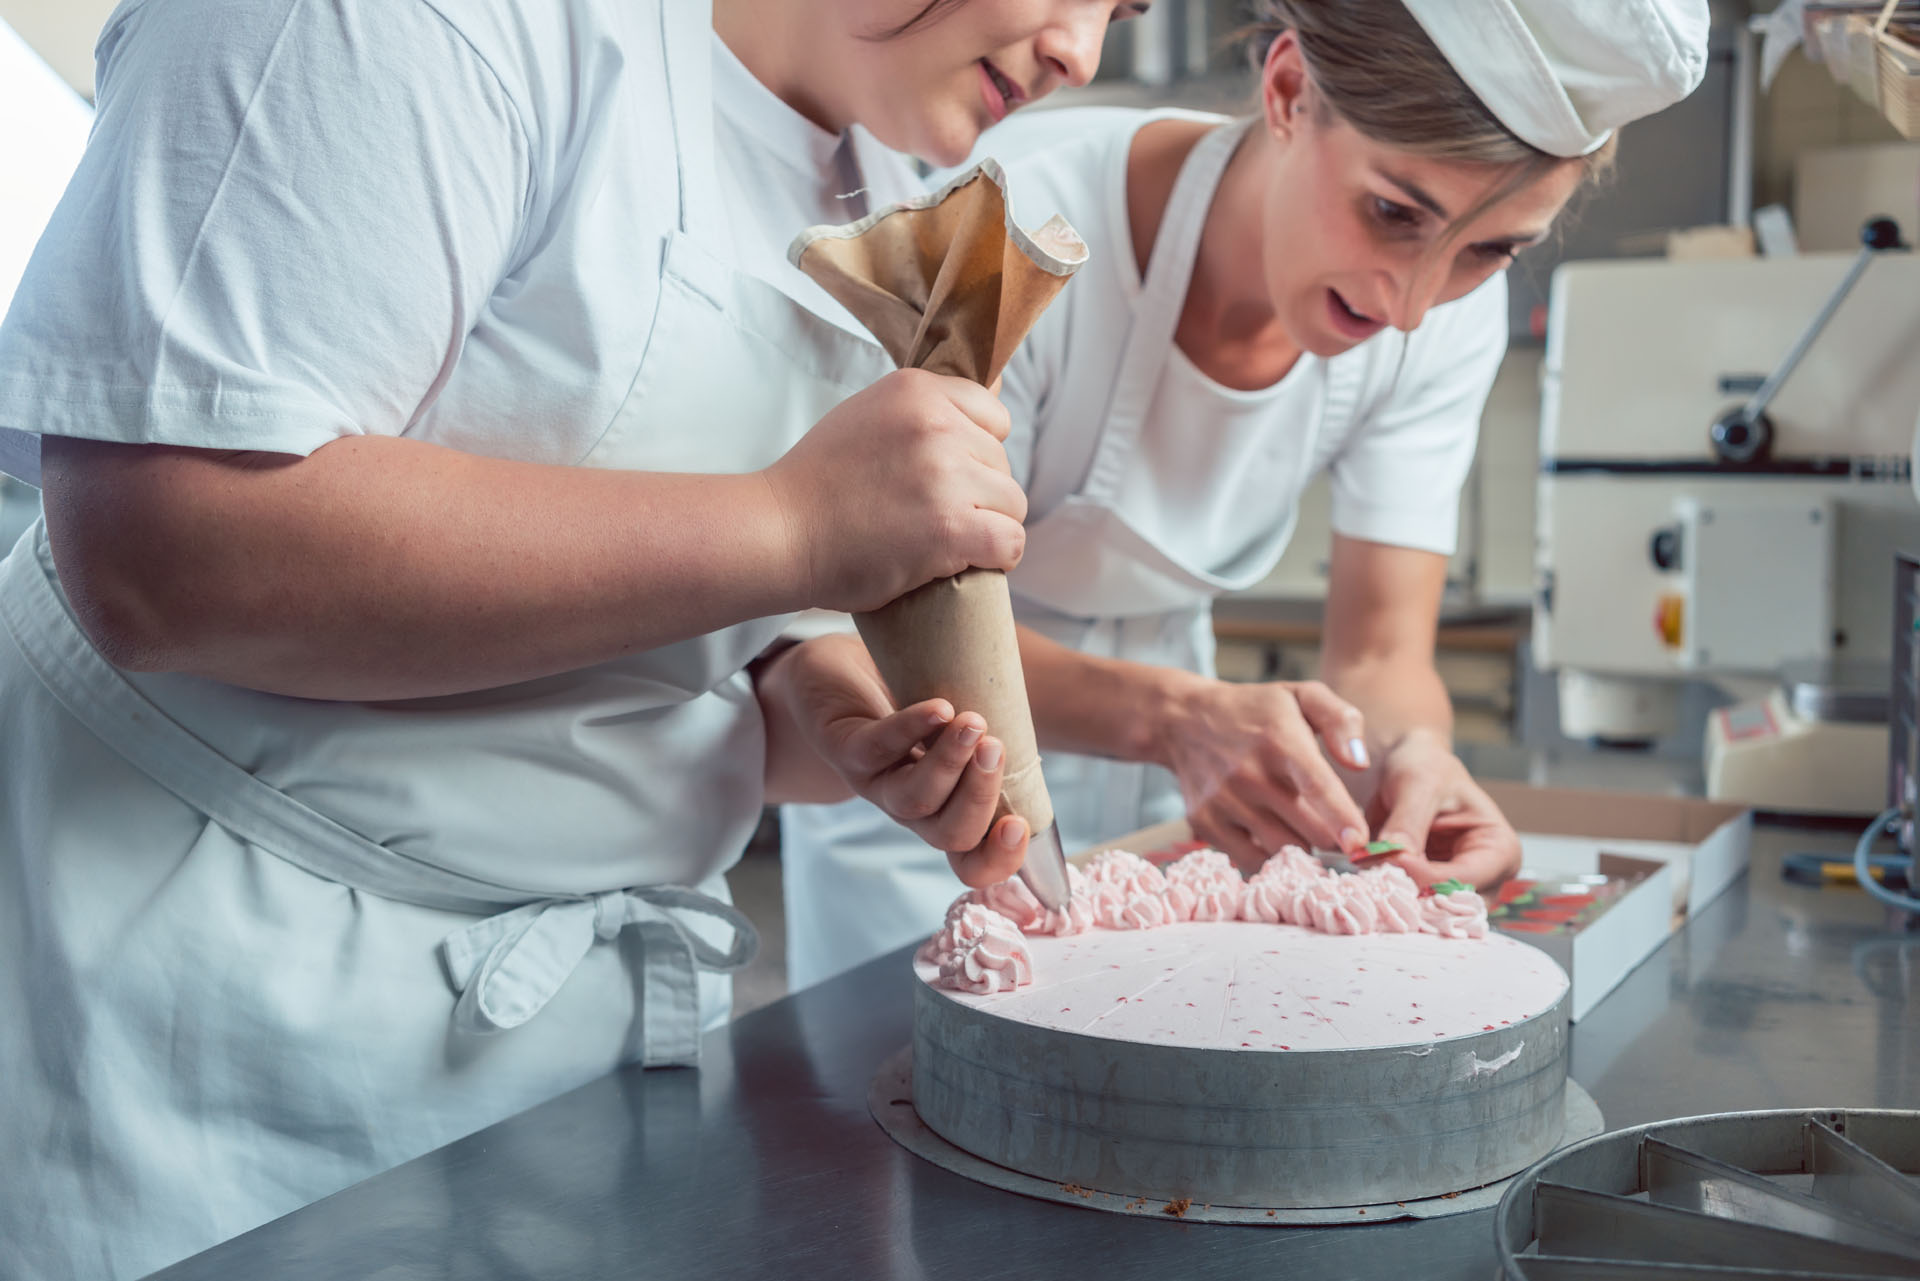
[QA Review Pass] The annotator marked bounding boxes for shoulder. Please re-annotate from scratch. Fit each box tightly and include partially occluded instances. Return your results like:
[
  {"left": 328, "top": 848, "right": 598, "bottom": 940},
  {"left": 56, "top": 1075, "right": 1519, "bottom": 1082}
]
[{"left": 946, "top": 107, "right": 1225, "bottom": 258}]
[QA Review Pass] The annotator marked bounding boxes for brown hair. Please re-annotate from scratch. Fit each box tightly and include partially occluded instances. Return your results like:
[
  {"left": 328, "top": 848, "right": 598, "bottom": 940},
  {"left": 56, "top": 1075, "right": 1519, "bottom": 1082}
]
[{"left": 1244, "top": 0, "right": 1615, "bottom": 233}]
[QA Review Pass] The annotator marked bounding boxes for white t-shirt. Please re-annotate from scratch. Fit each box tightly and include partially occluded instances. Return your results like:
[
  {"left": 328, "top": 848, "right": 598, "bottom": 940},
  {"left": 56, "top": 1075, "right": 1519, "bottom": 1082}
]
[
  {"left": 0, "top": 0, "right": 921, "bottom": 891},
  {"left": 711, "top": 38, "right": 917, "bottom": 333},
  {"left": 977, "top": 107, "right": 1504, "bottom": 599},
  {"left": 0, "top": 0, "right": 916, "bottom": 485}
]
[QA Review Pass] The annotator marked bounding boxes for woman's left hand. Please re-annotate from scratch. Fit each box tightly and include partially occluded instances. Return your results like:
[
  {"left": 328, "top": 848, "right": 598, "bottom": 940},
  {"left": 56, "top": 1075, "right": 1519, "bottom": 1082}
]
[
  {"left": 758, "top": 633, "right": 1027, "bottom": 887},
  {"left": 1366, "top": 729, "right": 1521, "bottom": 888}
]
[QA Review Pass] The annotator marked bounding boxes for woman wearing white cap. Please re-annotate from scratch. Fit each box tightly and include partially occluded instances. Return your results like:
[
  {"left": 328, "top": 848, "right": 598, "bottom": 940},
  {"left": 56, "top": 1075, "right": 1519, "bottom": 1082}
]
[
  {"left": 0, "top": 1, "right": 1150, "bottom": 1276},
  {"left": 784, "top": 0, "right": 1710, "bottom": 988}
]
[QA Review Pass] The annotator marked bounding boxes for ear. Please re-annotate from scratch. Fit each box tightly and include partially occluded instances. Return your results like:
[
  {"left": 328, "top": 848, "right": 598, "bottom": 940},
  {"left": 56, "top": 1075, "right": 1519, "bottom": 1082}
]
[{"left": 1260, "top": 30, "right": 1309, "bottom": 143}]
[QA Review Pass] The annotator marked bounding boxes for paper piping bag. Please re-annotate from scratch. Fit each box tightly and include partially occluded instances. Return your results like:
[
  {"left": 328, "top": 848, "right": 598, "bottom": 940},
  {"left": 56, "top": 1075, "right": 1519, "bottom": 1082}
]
[{"left": 788, "top": 160, "right": 1088, "bottom": 908}]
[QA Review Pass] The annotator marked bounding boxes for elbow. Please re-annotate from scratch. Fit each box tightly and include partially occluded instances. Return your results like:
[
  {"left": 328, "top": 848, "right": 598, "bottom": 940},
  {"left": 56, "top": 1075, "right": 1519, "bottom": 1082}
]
[
  {"left": 50, "top": 529, "right": 192, "bottom": 672},
  {"left": 66, "top": 579, "right": 179, "bottom": 673},
  {"left": 39, "top": 439, "right": 205, "bottom": 673}
]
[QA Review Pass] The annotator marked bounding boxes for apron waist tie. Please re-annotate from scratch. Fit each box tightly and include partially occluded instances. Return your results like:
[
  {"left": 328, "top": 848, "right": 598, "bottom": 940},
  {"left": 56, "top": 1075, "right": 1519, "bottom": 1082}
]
[{"left": 441, "top": 885, "right": 757, "bottom": 1060}]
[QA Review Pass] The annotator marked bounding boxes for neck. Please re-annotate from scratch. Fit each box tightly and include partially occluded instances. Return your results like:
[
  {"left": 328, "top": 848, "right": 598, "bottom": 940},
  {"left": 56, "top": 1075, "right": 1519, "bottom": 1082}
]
[
  {"left": 713, "top": 0, "right": 847, "bottom": 134},
  {"left": 1184, "top": 129, "right": 1291, "bottom": 354}
]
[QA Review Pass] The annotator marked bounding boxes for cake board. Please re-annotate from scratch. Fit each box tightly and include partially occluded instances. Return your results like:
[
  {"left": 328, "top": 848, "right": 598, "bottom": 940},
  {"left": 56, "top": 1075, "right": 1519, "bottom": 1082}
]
[{"left": 870, "top": 1045, "right": 1603, "bottom": 1226}]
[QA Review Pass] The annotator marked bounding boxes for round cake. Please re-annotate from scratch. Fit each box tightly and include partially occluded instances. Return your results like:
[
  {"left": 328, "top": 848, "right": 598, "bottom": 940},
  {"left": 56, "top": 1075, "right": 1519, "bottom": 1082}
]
[{"left": 909, "top": 848, "right": 1572, "bottom": 1209}]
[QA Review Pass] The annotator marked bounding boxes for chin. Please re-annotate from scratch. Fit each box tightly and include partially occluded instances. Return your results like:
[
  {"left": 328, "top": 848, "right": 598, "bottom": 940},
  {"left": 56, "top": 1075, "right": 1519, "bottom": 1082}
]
[
  {"left": 914, "top": 118, "right": 982, "bottom": 169},
  {"left": 866, "top": 94, "right": 982, "bottom": 170}
]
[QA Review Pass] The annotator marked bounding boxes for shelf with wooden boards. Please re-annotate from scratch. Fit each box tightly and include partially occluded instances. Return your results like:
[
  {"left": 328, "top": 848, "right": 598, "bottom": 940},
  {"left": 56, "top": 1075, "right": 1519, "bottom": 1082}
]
[{"left": 1809, "top": 0, "right": 1920, "bottom": 139}]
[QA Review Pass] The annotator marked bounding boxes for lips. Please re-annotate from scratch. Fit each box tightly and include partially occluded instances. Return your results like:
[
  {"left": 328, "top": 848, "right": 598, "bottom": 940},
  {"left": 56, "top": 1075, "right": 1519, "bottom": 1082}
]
[
  {"left": 1325, "top": 288, "right": 1385, "bottom": 342},
  {"left": 978, "top": 58, "right": 1024, "bottom": 123}
]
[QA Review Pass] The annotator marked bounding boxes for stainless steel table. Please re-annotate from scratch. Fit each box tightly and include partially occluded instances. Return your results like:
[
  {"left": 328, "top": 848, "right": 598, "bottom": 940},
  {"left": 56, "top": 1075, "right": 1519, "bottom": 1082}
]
[{"left": 150, "top": 820, "right": 1918, "bottom": 1281}]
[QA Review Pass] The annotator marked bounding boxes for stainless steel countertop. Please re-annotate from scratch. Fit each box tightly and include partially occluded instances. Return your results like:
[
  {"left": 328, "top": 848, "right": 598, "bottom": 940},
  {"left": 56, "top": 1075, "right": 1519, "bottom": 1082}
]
[{"left": 150, "top": 819, "right": 1918, "bottom": 1281}]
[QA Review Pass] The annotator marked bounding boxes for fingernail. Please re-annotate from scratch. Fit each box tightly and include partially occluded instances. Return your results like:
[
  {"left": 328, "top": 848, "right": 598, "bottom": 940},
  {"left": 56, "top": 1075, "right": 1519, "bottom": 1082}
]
[
  {"left": 1340, "top": 827, "right": 1365, "bottom": 851},
  {"left": 974, "top": 738, "right": 1003, "bottom": 770},
  {"left": 998, "top": 818, "right": 1027, "bottom": 848},
  {"left": 927, "top": 709, "right": 951, "bottom": 729},
  {"left": 957, "top": 723, "right": 983, "bottom": 748},
  {"left": 1347, "top": 738, "right": 1370, "bottom": 769}
]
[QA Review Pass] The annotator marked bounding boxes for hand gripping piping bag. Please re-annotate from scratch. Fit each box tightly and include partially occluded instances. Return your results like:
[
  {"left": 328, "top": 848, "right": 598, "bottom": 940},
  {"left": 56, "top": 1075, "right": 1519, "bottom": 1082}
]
[{"left": 788, "top": 160, "right": 1088, "bottom": 909}]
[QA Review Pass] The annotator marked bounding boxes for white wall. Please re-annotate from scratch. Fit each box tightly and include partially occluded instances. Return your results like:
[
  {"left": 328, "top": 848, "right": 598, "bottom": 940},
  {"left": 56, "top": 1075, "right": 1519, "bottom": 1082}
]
[{"left": 0, "top": 0, "right": 119, "bottom": 97}]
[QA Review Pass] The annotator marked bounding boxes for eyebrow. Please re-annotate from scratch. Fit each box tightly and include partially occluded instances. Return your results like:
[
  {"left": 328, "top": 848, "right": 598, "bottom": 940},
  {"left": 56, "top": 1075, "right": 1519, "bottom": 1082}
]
[
  {"left": 1479, "top": 228, "right": 1552, "bottom": 251},
  {"left": 1377, "top": 168, "right": 1449, "bottom": 221}
]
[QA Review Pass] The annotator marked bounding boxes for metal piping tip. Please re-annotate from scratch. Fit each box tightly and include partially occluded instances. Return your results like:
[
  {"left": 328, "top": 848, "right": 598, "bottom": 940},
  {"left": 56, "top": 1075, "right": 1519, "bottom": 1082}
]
[{"left": 1017, "top": 820, "right": 1072, "bottom": 910}]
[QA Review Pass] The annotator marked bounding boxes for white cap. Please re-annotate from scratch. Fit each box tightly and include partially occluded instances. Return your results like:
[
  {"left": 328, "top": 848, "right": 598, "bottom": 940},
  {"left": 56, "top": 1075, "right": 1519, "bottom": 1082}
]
[{"left": 1399, "top": 0, "right": 1711, "bottom": 157}]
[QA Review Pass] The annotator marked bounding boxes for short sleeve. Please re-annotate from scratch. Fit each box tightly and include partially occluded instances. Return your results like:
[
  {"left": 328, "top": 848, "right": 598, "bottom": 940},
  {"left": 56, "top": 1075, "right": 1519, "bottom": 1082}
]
[
  {"left": 0, "top": 0, "right": 531, "bottom": 486},
  {"left": 1327, "top": 275, "right": 1508, "bottom": 555}
]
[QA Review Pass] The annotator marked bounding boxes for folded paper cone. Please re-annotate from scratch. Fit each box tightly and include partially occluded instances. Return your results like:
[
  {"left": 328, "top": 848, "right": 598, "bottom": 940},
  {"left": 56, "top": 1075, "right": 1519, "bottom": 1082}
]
[{"left": 789, "top": 162, "right": 1088, "bottom": 882}]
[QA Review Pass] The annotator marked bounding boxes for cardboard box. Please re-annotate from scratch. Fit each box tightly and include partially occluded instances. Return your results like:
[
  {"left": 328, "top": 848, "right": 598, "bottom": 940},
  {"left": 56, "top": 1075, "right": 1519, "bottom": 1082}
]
[
  {"left": 1483, "top": 782, "right": 1753, "bottom": 920},
  {"left": 1079, "top": 783, "right": 1752, "bottom": 1025},
  {"left": 1490, "top": 849, "right": 1672, "bottom": 1024}
]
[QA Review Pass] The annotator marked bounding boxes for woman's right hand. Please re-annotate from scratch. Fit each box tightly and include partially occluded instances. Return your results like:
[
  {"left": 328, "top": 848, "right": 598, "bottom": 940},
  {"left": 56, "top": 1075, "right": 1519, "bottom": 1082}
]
[
  {"left": 763, "top": 369, "right": 1029, "bottom": 613},
  {"left": 1160, "top": 676, "right": 1373, "bottom": 868}
]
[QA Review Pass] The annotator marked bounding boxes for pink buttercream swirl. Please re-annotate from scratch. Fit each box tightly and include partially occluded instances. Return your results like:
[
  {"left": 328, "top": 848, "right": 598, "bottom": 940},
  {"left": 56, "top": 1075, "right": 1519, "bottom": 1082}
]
[
  {"left": 1348, "top": 866, "right": 1425, "bottom": 933},
  {"left": 1084, "top": 848, "right": 1177, "bottom": 929},
  {"left": 1420, "top": 887, "right": 1490, "bottom": 939},
  {"left": 1164, "top": 848, "right": 1241, "bottom": 922},
  {"left": 935, "top": 905, "right": 1035, "bottom": 994},
  {"left": 1300, "top": 879, "right": 1375, "bottom": 935},
  {"left": 918, "top": 897, "right": 994, "bottom": 968},
  {"left": 1083, "top": 849, "right": 1168, "bottom": 897},
  {"left": 920, "top": 843, "right": 1491, "bottom": 995},
  {"left": 968, "top": 865, "right": 1095, "bottom": 937},
  {"left": 1251, "top": 846, "right": 1327, "bottom": 884}
]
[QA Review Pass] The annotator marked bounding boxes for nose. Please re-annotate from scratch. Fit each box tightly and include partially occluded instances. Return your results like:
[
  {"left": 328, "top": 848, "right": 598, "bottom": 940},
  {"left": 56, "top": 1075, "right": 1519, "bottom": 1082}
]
[
  {"left": 1033, "top": 6, "right": 1108, "bottom": 90},
  {"left": 1380, "top": 261, "right": 1447, "bottom": 333}
]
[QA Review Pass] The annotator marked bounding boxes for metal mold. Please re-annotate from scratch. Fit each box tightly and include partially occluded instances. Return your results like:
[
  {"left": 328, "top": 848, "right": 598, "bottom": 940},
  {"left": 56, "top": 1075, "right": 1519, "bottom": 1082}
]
[
  {"left": 1496, "top": 1110, "right": 1920, "bottom": 1279},
  {"left": 903, "top": 978, "right": 1573, "bottom": 1209},
  {"left": 869, "top": 1045, "right": 1604, "bottom": 1226}
]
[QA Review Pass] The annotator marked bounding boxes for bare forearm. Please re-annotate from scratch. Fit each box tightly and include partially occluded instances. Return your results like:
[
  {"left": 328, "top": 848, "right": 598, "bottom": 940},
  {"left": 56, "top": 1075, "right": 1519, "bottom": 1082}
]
[
  {"left": 1319, "top": 652, "right": 1453, "bottom": 748},
  {"left": 41, "top": 435, "right": 802, "bottom": 701},
  {"left": 1019, "top": 623, "right": 1193, "bottom": 766},
  {"left": 755, "top": 640, "right": 857, "bottom": 805}
]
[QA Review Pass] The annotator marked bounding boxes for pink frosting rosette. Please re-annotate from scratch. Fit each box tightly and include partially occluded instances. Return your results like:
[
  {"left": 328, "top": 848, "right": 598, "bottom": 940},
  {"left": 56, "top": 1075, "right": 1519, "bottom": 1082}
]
[
  {"left": 967, "top": 866, "right": 1095, "bottom": 937},
  {"left": 972, "top": 875, "right": 1046, "bottom": 932},
  {"left": 918, "top": 896, "right": 994, "bottom": 967},
  {"left": 1237, "top": 876, "right": 1290, "bottom": 924},
  {"left": 1420, "top": 886, "right": 1490, "bottom": 939},
  {"left": 1084, "top": 849, "right": 1168, "bottom": 897},
  {"left": 935, "top": 905, "right": 1035, "bottom": 994},
  {"left": 1092, "top": 885, "right": 1172, "bottom": 930},
  {"left": 1307, "top": 880, "right": 1380, "bottom": 934},
  {"left": 1251, "top": 846, "right": 1326, "bottom": 884},
  {"left": 1084, "top": 849, "right": 1176, "bottom": 930},
  {"left": 1164, "top": 848, "right": 1243, "bottom": 922},
  {"left": 1348, "top": 865, "right": 1424, "bottom": 934},
  {"left": 1033, "top": 864, "right": 1096, "bottom": 937}
]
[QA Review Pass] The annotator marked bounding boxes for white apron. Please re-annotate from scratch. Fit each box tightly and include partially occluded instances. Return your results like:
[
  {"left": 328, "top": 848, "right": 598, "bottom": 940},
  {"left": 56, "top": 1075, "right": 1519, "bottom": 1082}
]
[
  {"left": 781, "top": 119, "right": 1365, "bottom": 989},
  {"left": 0, "top": 3, "right": 897, "bottom": 1277}
]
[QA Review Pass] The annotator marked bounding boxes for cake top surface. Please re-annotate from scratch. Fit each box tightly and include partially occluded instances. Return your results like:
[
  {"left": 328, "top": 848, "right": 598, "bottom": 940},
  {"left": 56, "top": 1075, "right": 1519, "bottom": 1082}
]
[{"left": 914, "top": 921, "right": 1568, "bottom": 1052}]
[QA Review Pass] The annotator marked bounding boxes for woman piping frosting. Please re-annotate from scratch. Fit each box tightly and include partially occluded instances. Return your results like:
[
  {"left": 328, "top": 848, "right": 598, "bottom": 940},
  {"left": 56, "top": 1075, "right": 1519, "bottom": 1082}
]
[
  {"left": 783, "top": 0, "right": 1710, "bottom": 989},
  {"left": 0, "top": 1, "right": 1149, "bottom": 1275}
]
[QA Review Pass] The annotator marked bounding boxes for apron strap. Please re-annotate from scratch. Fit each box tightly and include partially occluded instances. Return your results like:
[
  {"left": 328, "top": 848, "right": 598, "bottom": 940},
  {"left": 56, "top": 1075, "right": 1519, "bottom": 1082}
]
[
  {"left": 662, "top": 0, "right": 724, "bottom": 239},
  {"left": 1083, "top": 116, "right": 1253, "bottom": 504},
  {"left": 0, "top": 526, "right": 754, "bottom": 1046}
]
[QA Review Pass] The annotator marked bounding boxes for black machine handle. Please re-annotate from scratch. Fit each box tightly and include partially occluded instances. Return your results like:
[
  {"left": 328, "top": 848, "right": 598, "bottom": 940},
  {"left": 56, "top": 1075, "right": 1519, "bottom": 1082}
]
[{"left": 1709, "top": 217, "right": 1908, "bottom": 465}]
